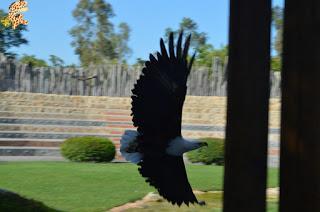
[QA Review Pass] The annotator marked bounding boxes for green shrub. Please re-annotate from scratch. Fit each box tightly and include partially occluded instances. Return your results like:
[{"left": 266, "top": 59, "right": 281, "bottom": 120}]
[
  {"left": 61, "top": 136, "right": 115, "bottom": 162},
  {"left": 187, "top": 138, "right": 224, "bottom": 165}
]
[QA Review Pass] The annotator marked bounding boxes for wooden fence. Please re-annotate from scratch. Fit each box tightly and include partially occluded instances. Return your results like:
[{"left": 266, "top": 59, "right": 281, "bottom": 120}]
[{"left": 0, "top": 54, "right": 281, "bottom": 97}]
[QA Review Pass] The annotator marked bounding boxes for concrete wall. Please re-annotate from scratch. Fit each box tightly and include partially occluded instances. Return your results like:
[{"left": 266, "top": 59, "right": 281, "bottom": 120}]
[{"left": 0, "top": 92, "right": 280, "bottom": 167}]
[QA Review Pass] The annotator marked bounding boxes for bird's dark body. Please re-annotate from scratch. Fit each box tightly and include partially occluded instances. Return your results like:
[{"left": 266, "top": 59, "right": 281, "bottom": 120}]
[{"left": 129, "top": 31, "right": 198, "bottom": 206}]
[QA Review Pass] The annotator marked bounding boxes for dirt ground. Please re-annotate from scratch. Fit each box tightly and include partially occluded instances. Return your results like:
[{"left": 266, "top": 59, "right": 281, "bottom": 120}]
[{"left": 110, "top": 188, "right": 279, "bottom": 212}]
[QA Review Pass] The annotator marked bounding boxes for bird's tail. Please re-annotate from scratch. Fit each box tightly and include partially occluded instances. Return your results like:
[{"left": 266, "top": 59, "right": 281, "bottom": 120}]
[{"left": 120, "top": 130, "right": 143, "bottom": 164}]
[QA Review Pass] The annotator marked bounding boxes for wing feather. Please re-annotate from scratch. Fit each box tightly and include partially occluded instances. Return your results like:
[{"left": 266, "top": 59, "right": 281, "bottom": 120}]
[
  {"left": 130, "top": 32, "right": 198, "bottom": 206},
  {"left": 138, "top": 155, "right": 198, "bottom": 206},
  {"left": 169, "top": 33, "right": 175, "bottom": 59},
  {"left": 160, "top": 38, "right": 169, "bottom": 60},
  {"left": 131, "top": 32, "right": 194, "bottom": 149},
  {"left": 176, "top": 31, "right": 183, "bottom": 59},
  {"left": 182, "top": 34, "right": 191, "bottom": 61}
]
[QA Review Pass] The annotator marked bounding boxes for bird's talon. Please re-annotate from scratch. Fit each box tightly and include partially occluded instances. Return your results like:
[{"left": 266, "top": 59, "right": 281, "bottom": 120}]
[{"left": 198, "top": 200, "right": 206, "bottom": 206}]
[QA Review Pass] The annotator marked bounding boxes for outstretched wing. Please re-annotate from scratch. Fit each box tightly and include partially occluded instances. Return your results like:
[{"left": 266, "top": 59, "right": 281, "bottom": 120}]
[
  {"left": 131, "top": 31, "right": 195, "bottom": 151},
  {"left": 138, "top": 155, "right": 198, "bottom": 206},
  {"left": 131, "top": 32, "right": 198, "bottom": 205}
]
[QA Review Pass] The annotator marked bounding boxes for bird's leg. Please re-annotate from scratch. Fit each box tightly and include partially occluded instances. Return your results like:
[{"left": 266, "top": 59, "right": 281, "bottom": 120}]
[{"left": 198, "top": 201, "right": 206, "bottom": 206}]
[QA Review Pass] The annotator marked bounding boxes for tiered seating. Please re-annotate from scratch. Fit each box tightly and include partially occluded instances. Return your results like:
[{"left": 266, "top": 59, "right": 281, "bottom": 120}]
[
  {"left": 0, "top": 92, "right": 280, "bottom": 166},
  {"left": 0, "top": 92, "right": 130, "bottom": 160}
]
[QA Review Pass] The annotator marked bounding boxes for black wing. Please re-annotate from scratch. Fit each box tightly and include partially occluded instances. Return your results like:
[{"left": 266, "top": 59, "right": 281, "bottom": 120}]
[
  {"left": 131, "top": 31, "right": 195, "bottom": 152},
  {"left": 139, "top": 155, "right": 198, "bottom": 206},
  {"left": 131, "top": 32, "right": 198, "bottom": 205}
]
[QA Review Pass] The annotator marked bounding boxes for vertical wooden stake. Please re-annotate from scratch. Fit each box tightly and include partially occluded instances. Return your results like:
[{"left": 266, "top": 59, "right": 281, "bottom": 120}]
[
  {"left": 280, "top": 1, "right": 320, "bottom": 211},
  {"left": 223, "top": 1, "right": 271, "bottom": 211}
]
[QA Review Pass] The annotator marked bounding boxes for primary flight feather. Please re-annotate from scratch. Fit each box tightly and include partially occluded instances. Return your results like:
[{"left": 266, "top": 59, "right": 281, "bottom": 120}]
[{"left": 120, "top": 31, "right": 207, "bottom": 206}]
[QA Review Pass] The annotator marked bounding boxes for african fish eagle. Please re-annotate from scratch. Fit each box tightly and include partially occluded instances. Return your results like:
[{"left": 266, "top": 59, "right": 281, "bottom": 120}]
[{"left": 120, "top": 31, "right": 208, "bottom": 206}]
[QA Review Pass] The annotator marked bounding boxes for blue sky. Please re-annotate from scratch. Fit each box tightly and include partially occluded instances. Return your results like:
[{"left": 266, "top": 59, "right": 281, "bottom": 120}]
[{"left": 1, "top": 0, "right": 284, "bottom": 65}]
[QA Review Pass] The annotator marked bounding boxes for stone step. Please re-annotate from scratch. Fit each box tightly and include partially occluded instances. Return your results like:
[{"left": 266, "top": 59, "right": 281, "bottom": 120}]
[
  {"left": 0, "top": 104, "right": 227, "bottom": 115},
  {"left": 0, "top": 113, "right": 227, "bottom": 126},
  {"left": 0, "top": 118, "right": 108, "bottom": 126},
  {"left": 269, "top": 134, "right": 280, "bottom": 142},
  {"left": 0, "top": 130, "right": 272, "bottom": 148},
  {"left": 0, "top": 127, "right": 226, "bottom": 139},
  {"left": 269, "top": 140, "right": 280, "bottom": 148},
  {"left": 269, "top": 147, "right": 279, "bottom": 156},
  {"left": 0, "top": 93, "right": 279, "bottom": 112},
  {"left": 0, "top": 135, "right": 121, "bottom": 144},
  {"left": 0, "top": 112, "right": 226, "bottom": 126},
  {"left": 0, "top": 110, "right": 226, "bottom": 121},
  {"left": 0, "top": 139, "right": 62, "bottom": 147},
  {"left": 0, "top": 92, "right": 228, "bottom": 105},
  {"left": 268, "top": 155, "right": 279, "bottom": 168},
  {"left": 0, "top": 139, "right": 121, "bottom": 149},
  {"left": 0, "top": 92, "right": 279, "bottom": 105},
  {"left": 0, "top": 92, "right": 131, "bottom": 102},
  {"left": 0, "top": 131, "right": 120, "bottom": 140},
  {"left": 0, "top": 124, "right": 110, "bottom": 134},
  {"left": 0, "top": 100, "right": 227, "bottom": 109},
  {"left": 0, "top": 112, "right": 128, "bottom": 121},
  {"left": 0, "top": 112, "right": 228, "bottom": 125},
  {"left": 0, "top": 120, "right": 229, "bottom": 133},
  {"left": 0, "top": 147, "right": 61, "bottom": 156},
  {"left": 0, "top": 103, "right": 278, "bottom": 115},
  {"left": 0, "top": 102, "right": 132, "bottom": 110},
  {"left": 0, "top": 119, "right": 280, "bottom": 138},
  {"left": 0, "top": 98, "right": 131, "bottom": 105},
  {"left": 0, "top": 105, "right": 131, "bottom": 114},
  {"left": 0, "top": 146, "right": 124, "bottom": 158},
  {"left": 0, "top": 115, "right": 226, "bottom": 125},
  {"left": 0, "top": 115, "right": 227, "bottom": 124}
]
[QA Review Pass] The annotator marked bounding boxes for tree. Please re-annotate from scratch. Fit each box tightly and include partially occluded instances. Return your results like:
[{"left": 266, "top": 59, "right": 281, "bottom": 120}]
[
  {"left": 164, "top": 17, "right": 208, "bottom": 51},
  {"left": 0, "top": 9, "right": 28, "bottom": 58},
  {"left": 196, "top": 44, "right": 228, "bottom": 67},
  {"left": 271, "top": 6, "right": 284, "bottom": 71},
  {"left": 271, "top": 56, "right": 281, "bottom": 72},
  {"left": 272, "top": 6, "right": 283, "bottom": 57},
  {"left": 69, "top": 0, "right": 131, "bottom": 67},
  {"left": 49, "top": 55, "right": 65, "bottom": 67},
  {"left": 112, "top": 22, "right": 132, "bottom": 62},
  {"left": 19, "top": 54, "right": 48, "bottom": 67},
  {"left": 65, "top": 64, "right": 77, "bottom": 68},
  {"left": 134, "top": 57, "right": 146, "bottom": 66},
  {"left": 164, "top": 17, "right": 227, "bottom": 68}
]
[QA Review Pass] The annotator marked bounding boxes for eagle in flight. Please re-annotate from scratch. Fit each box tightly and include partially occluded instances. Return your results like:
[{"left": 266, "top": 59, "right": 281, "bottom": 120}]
[{"left": 120, "top": 31, "right": 208, "bottom": 206}]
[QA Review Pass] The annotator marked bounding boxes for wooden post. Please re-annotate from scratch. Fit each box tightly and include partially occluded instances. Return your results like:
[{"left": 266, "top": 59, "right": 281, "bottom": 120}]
[
  {"left": 223, "top": 1, "right": 271, "bottom": 211},
  {"left": 280, "top": 1, "right": 320, "bottom": 211}
]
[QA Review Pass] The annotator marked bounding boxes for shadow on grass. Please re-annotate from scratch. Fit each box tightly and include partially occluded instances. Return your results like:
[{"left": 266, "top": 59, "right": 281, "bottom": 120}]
[{"left": 0, "top": 189, "right": 64, "bottom": 212}]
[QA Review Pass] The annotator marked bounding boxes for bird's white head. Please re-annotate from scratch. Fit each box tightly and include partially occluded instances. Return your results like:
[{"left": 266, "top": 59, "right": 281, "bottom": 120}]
[{"left": 166, "top": 137, "right": 208, "bottom": 156}]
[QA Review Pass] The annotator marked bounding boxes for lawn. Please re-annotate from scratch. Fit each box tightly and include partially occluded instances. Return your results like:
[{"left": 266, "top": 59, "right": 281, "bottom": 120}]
[
  {"left": 0, "top": 162, "right": 278, "bottom": 211},
  {"left": 125, "top": 192, "right": 279, "bottom": 212}
]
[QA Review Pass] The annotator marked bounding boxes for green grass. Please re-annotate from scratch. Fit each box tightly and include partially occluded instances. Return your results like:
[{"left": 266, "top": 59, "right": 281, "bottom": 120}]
[
  {"left": 0, "top": 162, "right": 278, "bottom": 211},
  {"left": 125, "top": 192, "right": 279, "bottom": 212},
  {"left": 127, "top": 192, "right": 224, "bottom": 212}
]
